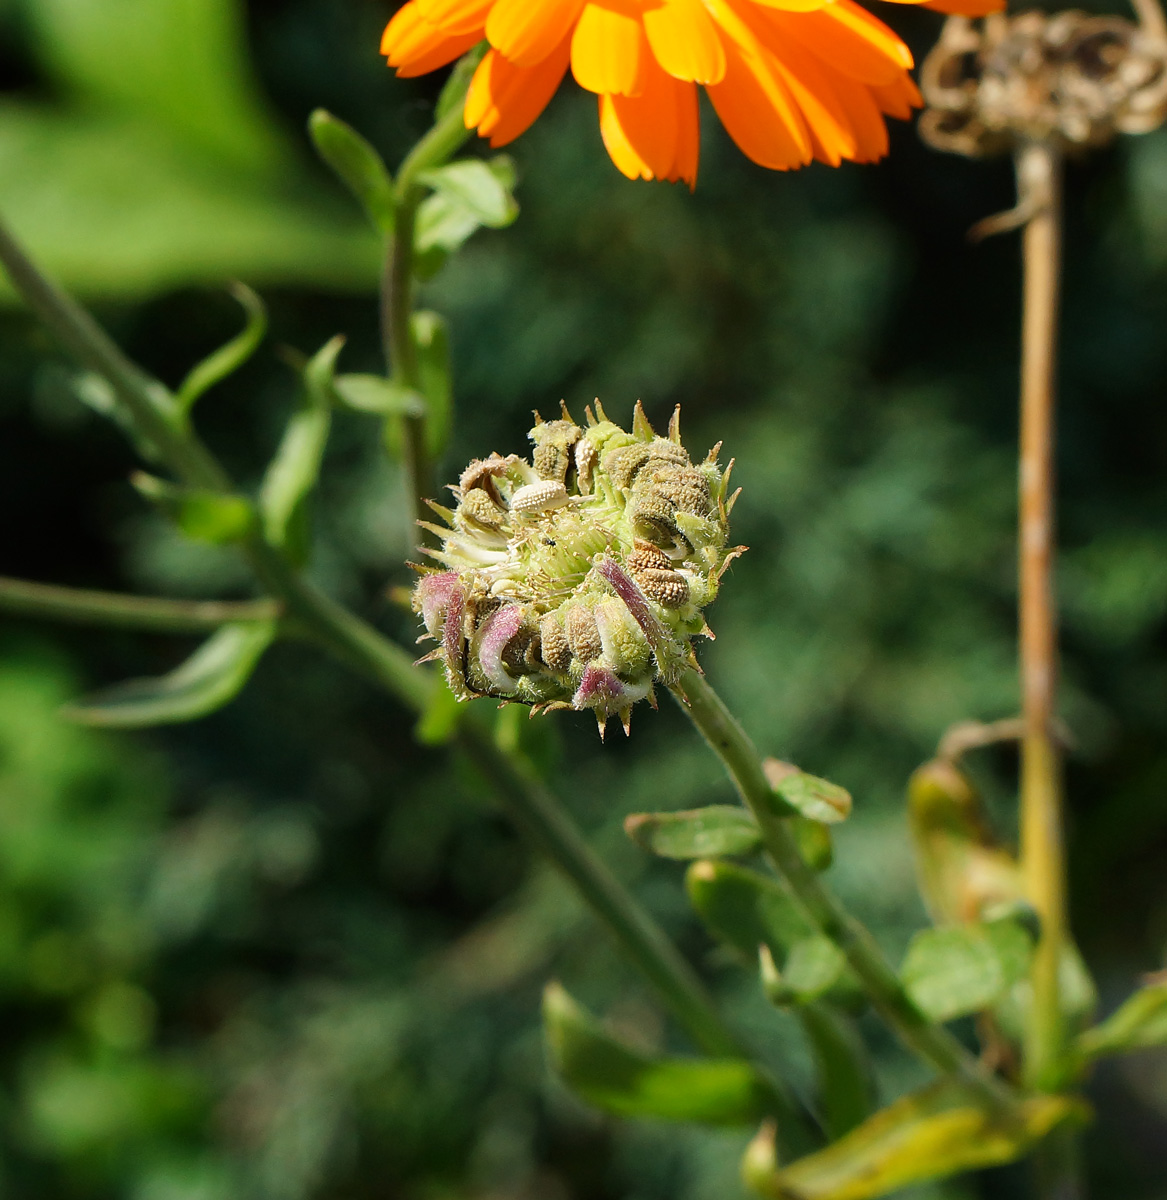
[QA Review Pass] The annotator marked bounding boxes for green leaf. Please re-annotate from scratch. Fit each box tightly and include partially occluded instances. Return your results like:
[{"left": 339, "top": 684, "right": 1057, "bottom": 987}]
[
  {"left": 543, "top": 983, "right": 778, "bottom": 1126},
  {"left": 176, "top": 282, "right": 267, "bottom": 412},
  {"left": 771, "top": 937, "right": 848, "bottom": 1004},
  {"left": 0, "top": 109, "right": 380, "bottom": 305},
  {"left": 686, "top": 860, "right": 812, "bottom": 962},
  {"left": 259, "top": 336, "right": 342, "bottom": 561},
  {"left": 900, "top": 918, "right": 1034, "bottom": 1024},
  {"left": 414, "top": 156, "right": 518, "bottom": 276},
  {"left": 332, "top": 374, "right": 426, "bottom": 418},
  {"left": 742, "top": 1080, "right": 1088, "bottom": 1200},
  {"left": 764, "top": 760, "right": 852, "bottom": 824},
  {"left": 625, "top": 806, "right": 762, "bottom": 860},
  {"left": 796, "top": 1005, "right": 874, "bottom": 1140},
  {"left": 794, "top": 816, "right": 833, "bottom": 871},
  {"left": 308, "top": 110, "right": 395, "bottom": 234},
  {"left": 1078, "top": 976, "right": 1167, "bottom": 1060},
  {"left": 131, "top": 473, "right": 255, "bottom": 545},
  {"left": 27, "top": 0, "right": 291, "bottom": 171},
  {"left": 413, "top": 311, "right": 453, "bottom": 458},
  {"left": 418, "top": 157, "right": 518, "bottom": 229},
  {"left": 61, "top": 621, "right": 277, "bottom": 728}
]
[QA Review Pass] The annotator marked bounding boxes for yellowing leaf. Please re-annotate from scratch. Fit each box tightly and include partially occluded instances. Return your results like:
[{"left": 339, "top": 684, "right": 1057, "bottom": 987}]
[{"left": 744, "top": 1080, "right": 1088, "bottom": 1200}]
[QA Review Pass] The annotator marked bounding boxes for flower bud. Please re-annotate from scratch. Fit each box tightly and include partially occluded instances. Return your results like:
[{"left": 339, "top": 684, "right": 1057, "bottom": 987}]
[{"left": 412, "top": 402, "right": 743, "bottom": 735}]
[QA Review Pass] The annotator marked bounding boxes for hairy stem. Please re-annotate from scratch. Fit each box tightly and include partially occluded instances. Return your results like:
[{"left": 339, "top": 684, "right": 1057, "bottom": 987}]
[
  {"left": 0, "top": 577, "right": 281, "bottom": 632},
  {"left": 674, "top": 668, "right": 1014, "bottom": 1109},
  {"left": 381, "top": 95, "right": 473, "bottom": 533},
  {"left": 0, "top": 208, "right": 750, "bottom": 1082}
]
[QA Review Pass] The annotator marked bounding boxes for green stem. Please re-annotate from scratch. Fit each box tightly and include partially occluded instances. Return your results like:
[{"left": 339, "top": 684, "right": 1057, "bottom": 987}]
[
  {"left": 0, "top": 206, "right": 749, "bottom": 1081},
  {"left": 381, "top": 91, "right": 474, "bottom": 532},
  {"left": 0, "top": 221, "right": 226, "bottom": 492},
  {"left": 0, "top": 576, "right": 280, "bottom": 633},
  {"left": 674, "top": 668, "right": 1013, "bottom": 1109}
]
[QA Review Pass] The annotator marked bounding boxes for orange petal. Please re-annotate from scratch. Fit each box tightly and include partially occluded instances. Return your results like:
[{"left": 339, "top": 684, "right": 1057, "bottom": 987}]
[
  {"left": 486, "top": 0, "right": 586, "bottom": 67},
  {"left": 825, "top": 73, "right": 891, "bottom": 160},
  {"left": 919, "top": 0, "right": 1005, "bottom": 13},
  {"left": 747, "top": 0, "right": 833, "bottom": 13},
  {"left": 762, "top": 0, "right": 910, "bottom": 87},
  {"left": 642, "top": 0, "right": 726, "bottom": 84},
  {"left": 704, "top": 0, "right": 811, "bottom": 168},
  {"left": 870, "top": 71, "right": 922, "bottom": 118},
  {"left": 598, "top": 57, "right": 698, "bottom": 183},
  {"left": 383, "top": 3, "right": 484, "bottom": 74},
  {"left": 765, "top": 45, "right": 859, "bottom": 165},
  {"left": 571, "top": 0, "right": 649, "bottom": 95},
  {"left": 414, "top": 0, "right": 494, "bottom": 34},
  {"left": 465, "top": 41, "right": 573, "bottom": 145}
]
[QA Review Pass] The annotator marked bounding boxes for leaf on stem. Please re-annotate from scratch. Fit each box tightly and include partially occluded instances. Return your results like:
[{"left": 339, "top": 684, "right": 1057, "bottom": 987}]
[
  {"left": 131, "top": 472, "right": 254, "bottom": 546},
  {"left": 543, "top": 982, "right": 778, "bottom": 1126},
  {"left": 763, "top": 759, "right": 852, "bottom": 824},
  {"left": 61, "top": 620, "right": 277, "bottom": 728},
  {"left": 259, "top": 335, "right": 341, "bottom": 562},
  {"left": 176, "top": 282, "right": 267, "bottom": 412},
  {"left": 686, "top": 859, "right": 811, "bottom": 962},
  {"left": 899, "top": 917, "right": 1035, "bottom": 1023},
  {"left": 796, "top": 1005, "right": 875, "bottom": 1140},
  {"left": 1077, "top": 974, "right": 1167, "bottom": 1060},
  {"left": 741, "top": 1079, "right": 1087, "bottom": 1200},
  {"left": 625, "top": 806, "right": 762, "bottom": 860},
  {"left": 414, "top": 156, "right": 518, "bottom": 278},
  {"left": 761, "top": 938, "right": 850, "bottom": 1007},
  {"left": 332, "top": 374, "right": 426, "bottom": 417},
  {"left": 308, "top": 110, "right": 395, "bottom": 234}
]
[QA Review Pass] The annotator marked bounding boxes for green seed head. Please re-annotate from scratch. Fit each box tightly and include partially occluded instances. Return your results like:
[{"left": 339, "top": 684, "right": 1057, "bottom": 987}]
[{"left": 413, "top": 401, "right": 743, "bottom": 736}]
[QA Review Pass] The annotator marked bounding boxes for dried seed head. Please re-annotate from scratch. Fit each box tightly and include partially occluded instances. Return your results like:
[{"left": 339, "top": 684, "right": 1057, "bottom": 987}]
[
  {"left": 411, "top": 404, "right": 743, "bottom": 733},
  {"left": 920, "top": 10, "right": 1167, "bottom": 157}
]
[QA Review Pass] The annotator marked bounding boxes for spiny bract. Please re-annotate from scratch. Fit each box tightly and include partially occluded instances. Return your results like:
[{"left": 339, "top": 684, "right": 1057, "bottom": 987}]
[{"left": 412, "top": 401, "right": 743, "bottom": 737}]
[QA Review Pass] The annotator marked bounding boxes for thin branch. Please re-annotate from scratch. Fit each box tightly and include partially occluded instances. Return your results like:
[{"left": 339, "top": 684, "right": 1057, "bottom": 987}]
[
  {"left": 0, "top": 576, "right": 281, "bottom": 633},
  {"left": 673, "top": 668, "right": 1016, "bottom": 1112}
]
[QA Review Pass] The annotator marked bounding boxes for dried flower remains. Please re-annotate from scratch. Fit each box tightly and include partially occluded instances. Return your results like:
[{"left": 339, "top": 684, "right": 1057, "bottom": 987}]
[
  {"left": 412, "top": 402, "right": 743, "bottom": 736},
  {"left": 920, "top": 9, "right": 1167, "bottom": 157}
]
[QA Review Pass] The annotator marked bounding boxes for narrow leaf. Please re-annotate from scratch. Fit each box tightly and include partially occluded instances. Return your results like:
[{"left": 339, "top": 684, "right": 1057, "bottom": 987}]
[
  {"left": 332, "top": 374, "right": 426, "bottom": 417},
  {"left": 177, "top": 282, "right": 267, "bottom": 412},
  {"left": 260, "top": 336, "right": 341, "bottom": 561},
  {"left": 900, "top": 918, "right": 1034, "bottom": 1023},
  {"left": 543, "top": 983, "right": 778, "bottom": 1126},
  {"left": 743, "top": 1079, "right": 1087, "bottom": 1200},
  {"left": 797, "top": 1005, "right": 875, "bottom": 1140},
  {"left": 62, "top": 621, "right": 277, "bottom": 728},
  {"left": 764, "top": 759, "right": 852, "bottom": 825},
  {"left": 1078, "top": 976, "right": 1167, "bottom": 1060},
  {"left": 132, "top": 472, "right": 254, "bottom": 545},
  {"left": 625, "top": 806, "right": 762, "bottom": 860},
  {"left": 308, "top": 109, "right": 395, "bottom": 233}
]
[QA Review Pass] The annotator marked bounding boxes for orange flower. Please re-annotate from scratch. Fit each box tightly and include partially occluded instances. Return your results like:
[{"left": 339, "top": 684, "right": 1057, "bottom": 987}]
[{"left": 382, "top": 0, "right": 1002, "bottom": 186}]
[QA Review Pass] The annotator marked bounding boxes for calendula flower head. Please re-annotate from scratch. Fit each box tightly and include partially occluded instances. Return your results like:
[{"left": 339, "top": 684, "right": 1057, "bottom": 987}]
[
  {"left": 382, "top": 0, "right": 1003, "bottom": 186},
  {"left": 413, "top": 402, "right": 743, "bottom": 736}
]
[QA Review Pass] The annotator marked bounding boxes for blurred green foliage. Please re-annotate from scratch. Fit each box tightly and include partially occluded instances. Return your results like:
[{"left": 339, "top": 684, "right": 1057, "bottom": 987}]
[{"left": 3, "top": 0, "right": 1167, "bottom": 1196}]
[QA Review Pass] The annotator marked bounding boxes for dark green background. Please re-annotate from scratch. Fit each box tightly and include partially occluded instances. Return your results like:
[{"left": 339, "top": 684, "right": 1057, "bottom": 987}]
[{"left": 1, "top": 0, "right": 1166, "bottom": 1195}]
